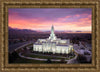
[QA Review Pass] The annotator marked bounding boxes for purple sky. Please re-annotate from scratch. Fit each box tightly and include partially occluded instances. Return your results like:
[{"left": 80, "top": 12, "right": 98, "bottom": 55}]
[{"left": 9, "top": 8, "right": 92, "bottom": 32}]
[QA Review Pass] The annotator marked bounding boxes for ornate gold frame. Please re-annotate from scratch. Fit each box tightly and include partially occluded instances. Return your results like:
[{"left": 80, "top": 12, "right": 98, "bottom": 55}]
[{"left": 0, "top": 0, "right": 100, "bottom": 72}]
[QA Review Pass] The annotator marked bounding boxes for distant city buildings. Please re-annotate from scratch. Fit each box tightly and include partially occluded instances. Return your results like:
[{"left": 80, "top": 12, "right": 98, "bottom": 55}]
[{"left": 33, "top": 25, "right": 74, "bottom": 54}]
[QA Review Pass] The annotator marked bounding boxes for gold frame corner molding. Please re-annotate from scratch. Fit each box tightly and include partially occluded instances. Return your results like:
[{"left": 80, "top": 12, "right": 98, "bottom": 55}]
[{"left": 0, "top": 0, "right": 100, "bottom": 72}]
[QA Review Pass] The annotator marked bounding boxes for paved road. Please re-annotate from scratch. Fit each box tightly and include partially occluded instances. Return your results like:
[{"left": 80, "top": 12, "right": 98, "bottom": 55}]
[
  {"left": 19, "top": 53, "right": 69, "bottom": 62},
  {"left": 74, "top": 48, "right": 92, "bottom": 55},
  {"left": 9, "top": 41, "right": 34, "bottom": 53}
]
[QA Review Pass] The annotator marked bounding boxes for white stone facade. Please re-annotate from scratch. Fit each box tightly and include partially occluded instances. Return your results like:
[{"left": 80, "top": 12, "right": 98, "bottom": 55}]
[{"left": 33, "top": 25, "right": 73, "bottom": 54}]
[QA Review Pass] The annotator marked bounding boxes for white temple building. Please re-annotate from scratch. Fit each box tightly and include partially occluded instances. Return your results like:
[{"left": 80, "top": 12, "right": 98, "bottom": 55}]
[{"left": 33, "top": 25, "right": 73, "bottom": 54}]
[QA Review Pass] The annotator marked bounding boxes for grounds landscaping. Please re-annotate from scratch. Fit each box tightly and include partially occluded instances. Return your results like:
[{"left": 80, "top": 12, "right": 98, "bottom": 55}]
[{"left": 9, "top": 44, "right": 76, "bottom": 64}]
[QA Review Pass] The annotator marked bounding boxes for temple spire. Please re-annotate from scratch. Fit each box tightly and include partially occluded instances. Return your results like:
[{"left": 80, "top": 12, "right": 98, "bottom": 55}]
[
  {"left": 51, "top": 25, "right": 54, "bottom": 35},
  {"left": 49, "top": 25, "right": 57, "bottom": 40}
]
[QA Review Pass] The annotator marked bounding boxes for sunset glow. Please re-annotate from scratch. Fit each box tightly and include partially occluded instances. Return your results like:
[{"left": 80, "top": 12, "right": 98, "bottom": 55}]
[{"left": 8, "top": 8, "right": 92, "bottom": 32}]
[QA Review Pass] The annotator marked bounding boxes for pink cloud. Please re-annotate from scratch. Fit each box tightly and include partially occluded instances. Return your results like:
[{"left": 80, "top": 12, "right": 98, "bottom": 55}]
[
  {"left": 8, "top": 12, "right": 91, "bottom": 31},
  {"left": 58, "top": 16, "right": 71, "bottom": 21},
  {"left": 75, "top": 14, "right": 80, "bottom": 17}
]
